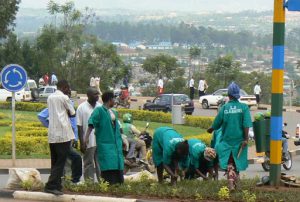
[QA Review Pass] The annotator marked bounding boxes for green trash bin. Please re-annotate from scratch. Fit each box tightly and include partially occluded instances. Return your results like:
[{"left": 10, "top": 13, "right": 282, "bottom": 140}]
[
  {"left": 265, "top": 119, "right": 271, "bottom": 152},
  {"left": 253, "top": 120, "right": 267, "bottom": 153}
]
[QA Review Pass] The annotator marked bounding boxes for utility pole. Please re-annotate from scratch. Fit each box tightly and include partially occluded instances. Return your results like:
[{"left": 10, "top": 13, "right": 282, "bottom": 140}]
[{"left": 270, "top": 0, "right": 300, "bottom": 187}]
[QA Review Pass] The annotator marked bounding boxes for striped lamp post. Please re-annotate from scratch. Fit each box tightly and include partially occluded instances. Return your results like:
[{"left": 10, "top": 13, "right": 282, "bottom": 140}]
[
  {"left": 270, "top": 0, "right": 300, "bottom": 186},
  {"left": 270, "top": 0, "right": 285, "bottom": 186}
]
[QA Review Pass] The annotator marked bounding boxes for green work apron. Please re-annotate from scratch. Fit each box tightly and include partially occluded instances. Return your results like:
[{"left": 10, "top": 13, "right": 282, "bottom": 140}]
[
  {"left": 212, "top": 100, "right": 252, "bottom": 171},
  {"left": 88, "top": 106, "right": 124, "bottom": 171}
]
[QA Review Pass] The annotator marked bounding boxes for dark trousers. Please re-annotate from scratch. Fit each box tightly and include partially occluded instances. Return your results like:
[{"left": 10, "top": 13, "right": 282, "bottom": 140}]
[
  {"left": 68, "top": 146, "right": 82, "bottom": 183},
  {"left": 190, "top": 87, "right": 194, "bottom": 100},
  {"left": 255, "top": 94, "right": 260, "bottom": 104},
  {"left": 101, "top": 170, "right": 124, "bottom": 185},
  {"left": 199, "top": 90, "right": 205, "bottom": 98},
  {"left": 45, "top": 141, "right": 71, "bottom": 191}
]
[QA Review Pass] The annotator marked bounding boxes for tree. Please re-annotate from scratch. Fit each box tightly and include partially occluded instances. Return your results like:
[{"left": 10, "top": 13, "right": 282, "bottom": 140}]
[
  {"left": 142, "top": 54, "right": 178, "bottom": 79},
  {"left": 205, "top": 55, "right": 241, "bottom": 91},
  {"left": 189, "top": 46, "right": 201, "bottom": 76},
  {"left": 0, "top": 0, "right": 20, "bottom": 38}
]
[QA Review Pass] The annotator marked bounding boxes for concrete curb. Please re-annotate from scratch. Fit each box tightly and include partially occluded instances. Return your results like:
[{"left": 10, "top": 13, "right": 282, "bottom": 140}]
[
  {"left": 248, "top": 149, "right": 300, "bottom": 164},
  {"left": 11, "top": 190, "right": 139, "bottom": 202}
]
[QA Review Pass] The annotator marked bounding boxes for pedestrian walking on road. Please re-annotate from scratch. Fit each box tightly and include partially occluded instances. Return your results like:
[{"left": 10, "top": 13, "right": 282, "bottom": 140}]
[
  {"left": 157, "top": 76, "right": 164, "bottom": 95},
  {"left": 90, "top": 77, "right": 95, "bottom": 87},
  {"left": 254, "top": 81, "right": 262, "bottom": 107},
  {"left": 43, "top": 72, "right": 49, "bottom": 86},
  {"left": 85, "top": 91, "right": 124, "bottom": 185},
  {"left": 94, "top": 76, "right": 102, "bottom": 95},
  {"left": 189, "top": 77, "right": 195, "bottom": 100},
  {"left": 198, "top": 78, "right": 208, "bottom": 98},
  {"left": 77, "top": 87, "right": 101, "bottom": 182},
  {"left": 44, "top": 80, "right": 76, "bottom": 195},
  {"left": 207, "top": 82, "right": 252, "bottom": 191},
  {"left": 51, "top": 72, "right": 58, "bottom": 86}
]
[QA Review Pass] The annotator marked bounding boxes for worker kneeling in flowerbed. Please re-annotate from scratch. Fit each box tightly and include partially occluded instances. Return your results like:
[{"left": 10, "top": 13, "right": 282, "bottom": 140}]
[
  {"left": 152, "top": 127, "right": 189, "bottom": 185},
  {"left": 185, "top": 139, "right": 217, "bottom": 180}
]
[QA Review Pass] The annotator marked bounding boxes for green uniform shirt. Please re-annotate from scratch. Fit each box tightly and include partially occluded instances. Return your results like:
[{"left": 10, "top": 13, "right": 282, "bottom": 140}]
[
  {"left": 212, "top": 99, "right": 252, "bottom": 171},
  {"left": 152, "top": 127, "right": 189, "bottom": 167},
  {"left": 88, "top": 106, "right": 124, "bottom": 171},
  {"left": 122, "top": 123, "right": 135, "bottom": 139},
  {"left": 188, "top": 139, "right": 206, "bottom": 169}
]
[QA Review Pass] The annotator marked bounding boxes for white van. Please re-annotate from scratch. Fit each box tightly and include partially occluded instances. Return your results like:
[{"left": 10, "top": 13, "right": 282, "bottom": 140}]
[{"left": 0, "top": 79, "right": 37, "bottom": 102}]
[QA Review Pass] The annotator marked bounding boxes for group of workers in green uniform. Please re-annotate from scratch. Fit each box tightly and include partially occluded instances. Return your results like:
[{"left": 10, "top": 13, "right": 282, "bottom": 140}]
[
  {"left": 152, "top": 82, "right": 252, "bottom": 190},
  {"left": 85, "top": 81, "right": 252, "bottom": 191}
]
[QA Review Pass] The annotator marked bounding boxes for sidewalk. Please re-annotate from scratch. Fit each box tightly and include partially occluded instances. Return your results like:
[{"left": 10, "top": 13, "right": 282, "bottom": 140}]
[{"left": 0, "top": 159, "right": 50, "bottom": 170}]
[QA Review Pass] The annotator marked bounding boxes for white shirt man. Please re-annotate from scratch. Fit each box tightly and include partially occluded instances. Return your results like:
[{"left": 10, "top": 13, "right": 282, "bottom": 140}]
[
  {"left": 45, "top": 81, "right": 75, "bottom": 195},
  {"left": 189, "top": 78, "right": 195, "bottom": 88},
  {"left": 198, "top": 80, "right": 205, "bottom": 91},
  {"left": 254, "top": 84, "right": 262, "bottom": 95},
  {"left": 47, "top": 90, "right": 75, "bottom": 143},
  {"left": 77, "top": 100, "right": 101, "bottom": 181},
  {"left": 90, "top": 77, "right": 95, "bottom": 87},
  {"left": 158, "top": 79, "right": 164, "bottom": 89}
]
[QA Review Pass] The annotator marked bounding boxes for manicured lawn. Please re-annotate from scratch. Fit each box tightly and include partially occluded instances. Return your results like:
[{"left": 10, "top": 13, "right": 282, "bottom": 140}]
[
  {"left": 0, "top": 109, "right": 208, "bottom": 159},
  {"left": 1, "top": 109, "right": 38, "bottom": 122},
  {"left": 0, "top": 126, "right": 10, "bottom": 137},
  {"left": 134, "top": 120, "right": 205, "bottom": 137}
]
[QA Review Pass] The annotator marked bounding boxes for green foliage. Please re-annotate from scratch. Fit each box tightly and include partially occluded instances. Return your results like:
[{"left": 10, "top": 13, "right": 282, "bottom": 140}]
[
  {"left": 0, "top": 101, "right": 47, "bottom": 112},
  {"left": 0, "top": 113, "right": 6, "bottom": 119},
  {"left": 142, "top": 54, "right": 178, "bottom": 79},
  {"left": 0, "top": 136, "right": 49, "bottom": 155},
  {"left": 205, "top": 55, "right": 241, "bottom": 90},
  {"left": 117, "top": 109, "right": 214, "bottom": 129},
  {"left": 242, "top": 190, "right": 257, "bottom": 202},
  {"left": 63, "top": 178, "right": 300, "bottom": 201},
  {"left": 218, "top": 186, "right": 230, "bottom": 200},
  {"left": 0, "top": 0, "right": 20, "bottom": 38}
]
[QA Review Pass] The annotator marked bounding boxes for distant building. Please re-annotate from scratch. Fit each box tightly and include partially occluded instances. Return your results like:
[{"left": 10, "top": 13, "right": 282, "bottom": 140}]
[{"left": 147, "top": 41, "right": 173, "bottom": 50}]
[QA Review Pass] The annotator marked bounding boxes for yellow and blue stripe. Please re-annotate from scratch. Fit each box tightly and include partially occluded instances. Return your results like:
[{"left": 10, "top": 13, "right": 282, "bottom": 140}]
[{"left": 270, "top": 0, "right": 285, "bottom": 186}]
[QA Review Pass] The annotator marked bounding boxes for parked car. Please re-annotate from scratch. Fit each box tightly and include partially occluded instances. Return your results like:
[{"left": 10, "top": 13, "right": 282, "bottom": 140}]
[
  {"left": 199, "top": 88, "right": 257, "bottom": 109},
  {"left": 39, "top": 86, "right": 57, "bottom": 102},
  {"left": 143, "top": 94, "right": 194, "bottom": 115},
  {"left": 0, "top": 79, "right": 37, "bottom": 102},
  {"left": 38, "top": 86, "right": 77, "bottom": 102}
]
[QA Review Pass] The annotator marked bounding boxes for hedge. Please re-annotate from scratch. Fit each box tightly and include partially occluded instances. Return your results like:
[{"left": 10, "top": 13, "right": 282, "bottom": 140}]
[
  {"left": 0, "top": 112, "right": 6, "bottom": 119},
  {"left": 0, "top": 136, "right": 49, "bottom": 155},
  {"left": 118, "top": 109, "right": 214, "bottom": 129},
  {"left": 0, "top": 102, "right": 214, "bottom": 129},
  {"left": 0, "top": 101, "right": 46, "bottom": 112}
]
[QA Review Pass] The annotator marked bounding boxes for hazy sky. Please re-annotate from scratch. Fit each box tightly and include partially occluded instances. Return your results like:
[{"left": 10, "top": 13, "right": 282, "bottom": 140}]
[{"left": 20, "top": 0, "right": 274, "bottom": 12}]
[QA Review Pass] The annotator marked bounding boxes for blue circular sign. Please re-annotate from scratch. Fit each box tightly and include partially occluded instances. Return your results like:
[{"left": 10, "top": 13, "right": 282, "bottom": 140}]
[{"left": 0, "top": 64, "right": 28, "bottom": 92}]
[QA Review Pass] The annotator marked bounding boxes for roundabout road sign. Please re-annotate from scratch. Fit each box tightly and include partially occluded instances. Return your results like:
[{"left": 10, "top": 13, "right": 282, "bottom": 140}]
[{"left": 0, "top": 64, "right": 27, "bottom": 92}]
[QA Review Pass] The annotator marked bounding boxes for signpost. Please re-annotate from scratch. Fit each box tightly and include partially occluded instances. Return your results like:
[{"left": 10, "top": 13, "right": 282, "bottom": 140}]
[
  {"left": 270, "top": 0, "right": 300, "bottom": 187},
  {"left": 0, "top": 64, "right": 27, "bottom": 166}
]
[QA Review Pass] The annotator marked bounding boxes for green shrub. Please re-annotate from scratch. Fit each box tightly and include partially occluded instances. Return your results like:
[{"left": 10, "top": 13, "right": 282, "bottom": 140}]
[
  {"left": 185, "top": 133, "right": 212, "bottom": 146},
  {"left": 118, "top": 109, "right": 214, "bottom": 129},
  {"left": 0, "top": 120, "right": 11, "bottom": 126},
  {"left": 0, "top": 135, "right": 49, "bottom": 155},
  {"left": 0, "top": 112, "right": 7, "bottom": 119},
  {"left": 0, "top": 101, "right": 47, "bottom": 112}
]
